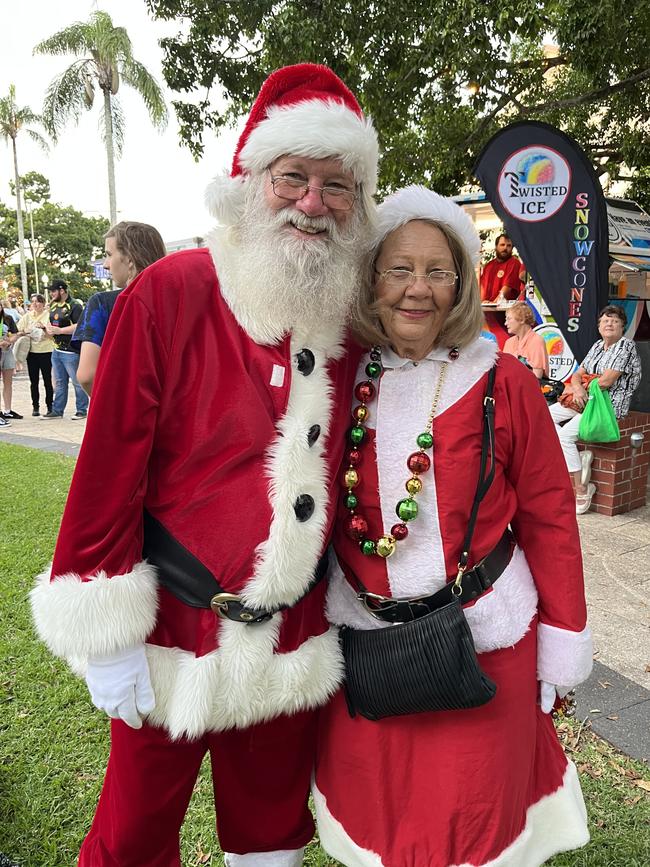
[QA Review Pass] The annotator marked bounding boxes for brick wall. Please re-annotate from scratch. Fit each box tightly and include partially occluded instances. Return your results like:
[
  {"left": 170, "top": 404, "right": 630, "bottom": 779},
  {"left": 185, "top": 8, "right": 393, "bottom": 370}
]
[{"left": 578, "top": 411, "right": 650, "bottom": 516}]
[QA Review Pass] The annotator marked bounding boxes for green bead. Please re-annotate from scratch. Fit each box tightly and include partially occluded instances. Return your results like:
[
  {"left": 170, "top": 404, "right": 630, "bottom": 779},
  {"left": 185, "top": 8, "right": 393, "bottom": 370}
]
[
  {"left": 396, "top": 498, "right": 419, "bottom": 522},
  {"left": 349, "top": 425, "right": 366, "bottom": 446},
  {"left": 360, "top": 539, "right": 376, "bottom": 556},
  {"left": 416, "top": 431, "right": 433, "bottom": 449},
  {"left": 345, "top": 493, "right": 358, "bottom": 509},
  {"left": 365, "top": 361, "right": 382, "bottom": 379}
]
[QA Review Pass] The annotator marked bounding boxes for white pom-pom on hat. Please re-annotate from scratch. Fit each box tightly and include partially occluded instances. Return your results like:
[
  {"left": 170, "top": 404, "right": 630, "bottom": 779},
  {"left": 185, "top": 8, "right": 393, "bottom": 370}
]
[{"left": 376, "top": 185, "right": 481, "bottom": 266}]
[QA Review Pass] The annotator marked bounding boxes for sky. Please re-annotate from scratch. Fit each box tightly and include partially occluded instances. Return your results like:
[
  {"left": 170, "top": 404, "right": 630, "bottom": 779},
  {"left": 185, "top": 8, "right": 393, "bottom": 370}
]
[{"left": 2, "top": 0, "right": 243, "bottom": 244}]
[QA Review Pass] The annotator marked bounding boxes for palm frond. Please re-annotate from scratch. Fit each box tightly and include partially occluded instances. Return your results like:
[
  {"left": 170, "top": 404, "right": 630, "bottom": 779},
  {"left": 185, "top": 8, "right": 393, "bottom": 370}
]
[
  {"left": 41, "top": 60, "right": 93, "bottom": 139},
  {"left": 33, "top": 22, "right": 92, "bottom": 57},
  {"left": 120, "top": 59, "right": 168, "bottom": 129},
  {"left": 25, "top": 129, "right": 49, "bottom": 152}
]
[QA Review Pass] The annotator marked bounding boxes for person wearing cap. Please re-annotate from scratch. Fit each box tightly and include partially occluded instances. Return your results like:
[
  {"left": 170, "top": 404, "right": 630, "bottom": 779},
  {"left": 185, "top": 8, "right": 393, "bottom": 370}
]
[
  {"left": 312, "top": 186, "right": 591, "bottom": 867},
  {"left": 30, "top": 64, "right": 378, "bottom": 866},
  {"left": 43, "top": 279, "right": 89, "bottom": 419}
]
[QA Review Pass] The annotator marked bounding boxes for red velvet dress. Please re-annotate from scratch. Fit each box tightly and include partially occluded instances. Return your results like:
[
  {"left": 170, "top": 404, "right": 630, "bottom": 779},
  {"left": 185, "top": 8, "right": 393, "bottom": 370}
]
[{"left": 314, "top": 340, "right": 592, "bottom": 866}]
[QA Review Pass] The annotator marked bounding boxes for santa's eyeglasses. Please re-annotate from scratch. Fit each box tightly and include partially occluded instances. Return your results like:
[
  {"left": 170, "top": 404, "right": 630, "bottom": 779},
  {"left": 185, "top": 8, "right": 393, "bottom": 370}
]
[{"left": 268, "top": 171, "right": 357, "bottom": 211}]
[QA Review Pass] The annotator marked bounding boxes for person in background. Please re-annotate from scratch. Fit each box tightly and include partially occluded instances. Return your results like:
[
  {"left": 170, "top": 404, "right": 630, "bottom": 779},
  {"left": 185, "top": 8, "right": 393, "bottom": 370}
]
[
  {"left": 0, "top": 303, "right": 20, "bottom": 423},
  {"left": 503, "top": 301, "right": 549, "bottom": 378},
  {"left": 16, "top": 295, "right": 55, "bottom": 416},
  {"left": 73, "top": 222, "right": 167, "bottom": 395},
  {"left": 549, "top": 305, "right": 641, "bottom": 514},
  {"left": 480, "top": 233, "right": 525, "bottom": 303},
  {"left": 42, "top": 280, "right": 88, "bottom": 420},
  {"left": 313, "top": 186, "right": 592, "bottom": 867}
]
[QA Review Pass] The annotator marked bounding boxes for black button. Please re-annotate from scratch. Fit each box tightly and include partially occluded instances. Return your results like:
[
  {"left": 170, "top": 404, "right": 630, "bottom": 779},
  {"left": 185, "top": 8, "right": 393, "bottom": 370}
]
[
  {"left": 307, "top": 424, "right": 321, "bottom": 446},
  {"left": 295, "top": 348, "right": 315, "bottom": 375},
  {"left": 294, "top": 494, "right": 315, "bottom": 522}
]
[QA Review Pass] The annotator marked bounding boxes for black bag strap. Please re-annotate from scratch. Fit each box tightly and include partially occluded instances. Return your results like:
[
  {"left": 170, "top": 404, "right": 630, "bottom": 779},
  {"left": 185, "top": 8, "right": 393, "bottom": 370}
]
[{"left": 456, "top": 365, "right": 497, "bottom": 576}]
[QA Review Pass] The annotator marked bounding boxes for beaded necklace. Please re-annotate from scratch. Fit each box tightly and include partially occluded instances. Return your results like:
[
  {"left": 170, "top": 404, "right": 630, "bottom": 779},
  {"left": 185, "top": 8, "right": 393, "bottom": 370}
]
[{"left": 342, "top": 346, "right": 454, "bottom": 558}]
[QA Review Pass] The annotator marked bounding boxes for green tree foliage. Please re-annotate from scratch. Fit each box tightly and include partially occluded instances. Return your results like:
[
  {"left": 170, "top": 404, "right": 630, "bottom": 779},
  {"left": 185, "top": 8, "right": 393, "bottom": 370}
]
[
  {"left": 145, "top": 0, "right": 650, "bottom": 208},
  {"left": 10, "top": 171, "right": 51, "bottom": 206},
  {"left": 0, "top": 86, "right": 48, "bottom": 297},
  {"left": 35, "top": 9, "right": 168, "bottom": 225},
  {"left": 0, "top": 190, "right": 109, "bottom": 300}
]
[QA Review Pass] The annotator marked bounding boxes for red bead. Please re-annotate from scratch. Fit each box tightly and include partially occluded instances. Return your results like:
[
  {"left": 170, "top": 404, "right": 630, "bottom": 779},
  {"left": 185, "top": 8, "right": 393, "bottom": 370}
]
[
  {"left": 348, "top": 449, "right": 362, "bottom": 467},
  {"left": 345, "top": 514, "right": 368, "bottom": 540},
  {"left": 407, "top": 451, "right": 431, "bottom": 473},
  {"left": 354, "top": 380, "right": 375, "bottom": 403},
  {"left": 391, "top": 522, "right": 409, "bottom": 540},
  {"left": 448, "top": 347, "right": 460, "bottom": 360}
]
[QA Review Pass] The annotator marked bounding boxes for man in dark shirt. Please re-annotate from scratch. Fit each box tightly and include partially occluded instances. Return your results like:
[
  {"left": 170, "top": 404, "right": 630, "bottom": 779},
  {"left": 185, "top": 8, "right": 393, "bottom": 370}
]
[{"left": 43, "top": 280, "right": 89, "bottom": 419}]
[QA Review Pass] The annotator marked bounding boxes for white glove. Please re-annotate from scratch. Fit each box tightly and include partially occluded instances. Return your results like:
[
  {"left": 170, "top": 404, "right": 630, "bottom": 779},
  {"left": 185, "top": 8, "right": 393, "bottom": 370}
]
[
  {"left": 85, "top": 645, "right": 155, "bottom": 729},
  {"left": 539, "top": 681, "right": 570, "bottom": 714}
]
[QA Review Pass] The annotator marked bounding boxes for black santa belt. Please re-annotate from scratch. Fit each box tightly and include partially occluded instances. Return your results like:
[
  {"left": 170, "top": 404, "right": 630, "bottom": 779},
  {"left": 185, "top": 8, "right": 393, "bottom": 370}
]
[
  {"left": 142, "top": 510, "right": 327, "bottom": 624},
  {"left": 349, "top": 529, "right": 515, "bottom": 624}
]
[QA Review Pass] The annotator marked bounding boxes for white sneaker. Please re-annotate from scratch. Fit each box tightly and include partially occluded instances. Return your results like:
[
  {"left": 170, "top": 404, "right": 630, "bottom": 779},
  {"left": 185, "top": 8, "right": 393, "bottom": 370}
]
[
  {"left": 580, "top": 449, "right": 593, "bottom": 487},
  {"left": 576, "top": 482, "right": 596, "bottom": 515}
]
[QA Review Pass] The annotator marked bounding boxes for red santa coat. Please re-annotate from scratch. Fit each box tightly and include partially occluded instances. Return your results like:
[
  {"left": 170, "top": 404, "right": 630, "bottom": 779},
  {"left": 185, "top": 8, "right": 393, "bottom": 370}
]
[
  {"left": 314, "top": 338, "right": 592, "bottom": 866},
  {"left": 31, "top": 247, "right": 359, "bottom": 740}
]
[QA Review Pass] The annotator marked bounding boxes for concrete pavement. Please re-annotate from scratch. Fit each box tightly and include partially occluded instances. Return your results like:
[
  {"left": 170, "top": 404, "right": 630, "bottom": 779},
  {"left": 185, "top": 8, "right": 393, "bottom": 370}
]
[{"left": 2, "top": 369, "right": 649, "bottom": 762}]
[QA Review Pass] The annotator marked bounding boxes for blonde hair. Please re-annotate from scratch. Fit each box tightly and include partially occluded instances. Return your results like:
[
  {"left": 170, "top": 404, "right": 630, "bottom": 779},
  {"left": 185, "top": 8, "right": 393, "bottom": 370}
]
[
  {"left": 105, "top": 221, "right": 166, "bottom": 275},
  {"left": 351, "top": 219, "right": 484, "bottom": 349},
  {"left": 507, "top": 301, "right": 536, "bottom": 328}
]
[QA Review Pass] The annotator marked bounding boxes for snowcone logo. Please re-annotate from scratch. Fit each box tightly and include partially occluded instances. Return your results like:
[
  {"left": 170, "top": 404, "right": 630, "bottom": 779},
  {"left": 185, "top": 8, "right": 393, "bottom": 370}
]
[{"left": 498, "top": 146, "right": 571, "bottom": 222}]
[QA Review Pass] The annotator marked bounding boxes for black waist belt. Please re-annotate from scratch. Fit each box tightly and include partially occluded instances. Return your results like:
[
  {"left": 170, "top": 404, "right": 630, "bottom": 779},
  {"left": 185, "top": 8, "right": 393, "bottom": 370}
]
[
  {"left": 352, "top": 529, "right": 515, "bottom": 624},
  {"left": 142, "top": 510, "right": 328, "bottom": 624}
]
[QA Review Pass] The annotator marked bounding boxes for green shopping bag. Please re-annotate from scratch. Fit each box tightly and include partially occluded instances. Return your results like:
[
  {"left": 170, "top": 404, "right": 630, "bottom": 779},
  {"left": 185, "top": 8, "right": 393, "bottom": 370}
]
[{"left": 578, "top": 380, "right": 620, "bottom": 442}]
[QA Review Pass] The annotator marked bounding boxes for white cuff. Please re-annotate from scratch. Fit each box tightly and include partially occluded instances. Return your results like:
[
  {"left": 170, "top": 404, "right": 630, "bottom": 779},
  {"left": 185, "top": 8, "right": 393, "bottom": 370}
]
[
  {"left": 537, "top": 621, "right": 593, "bottom": 689},
  {"left": 30, "top": 560, "right": 159, "bottom": 661}
]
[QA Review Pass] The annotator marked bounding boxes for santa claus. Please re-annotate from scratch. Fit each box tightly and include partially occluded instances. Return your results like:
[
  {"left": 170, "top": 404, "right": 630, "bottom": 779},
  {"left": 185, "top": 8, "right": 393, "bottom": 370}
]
[{"left": 30, "top": 64, "right": 378, "bottom": 867}]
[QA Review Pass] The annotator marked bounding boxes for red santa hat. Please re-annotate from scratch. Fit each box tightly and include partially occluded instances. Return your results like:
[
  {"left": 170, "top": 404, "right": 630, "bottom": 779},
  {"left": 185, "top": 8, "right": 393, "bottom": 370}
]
[
  {"left": 375, "top": 185, "right": 481, "bottom": 266},
  {"left": 206, "top": 63, "right": 379, "bottom": 224}
]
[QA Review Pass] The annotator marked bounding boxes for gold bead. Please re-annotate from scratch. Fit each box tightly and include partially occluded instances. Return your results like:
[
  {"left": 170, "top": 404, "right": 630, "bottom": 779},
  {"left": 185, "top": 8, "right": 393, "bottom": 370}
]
[
  {"left": 405, "top": 476, "right": 423, "bottom": 495},
  {"left": 353, "top": 404, "right": 369, "bottom": 422},
  {"left": 376, "top": 535, "right": 397, "bottom": 558},
  {"left": 344, "top": 468, "right": 359, "bottom": 488}
]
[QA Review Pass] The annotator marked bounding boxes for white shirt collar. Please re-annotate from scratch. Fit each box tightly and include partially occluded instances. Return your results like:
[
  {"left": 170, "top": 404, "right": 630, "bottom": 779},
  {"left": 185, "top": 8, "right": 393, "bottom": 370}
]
[{"left": 379, "top": 344, "right": 452, "bottom": 370}]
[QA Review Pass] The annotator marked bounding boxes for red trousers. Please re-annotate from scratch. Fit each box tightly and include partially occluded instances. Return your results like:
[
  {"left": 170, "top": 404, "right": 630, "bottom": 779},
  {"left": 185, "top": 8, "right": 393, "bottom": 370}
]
[{"left": 79, "top": 710, "right": 317, "bottom": 866}]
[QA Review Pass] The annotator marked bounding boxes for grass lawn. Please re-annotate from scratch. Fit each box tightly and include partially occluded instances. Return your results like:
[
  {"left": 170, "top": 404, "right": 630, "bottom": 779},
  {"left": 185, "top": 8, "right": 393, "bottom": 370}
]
[{"left": 1, "top": 441, "right": 648, "bottom": 866}]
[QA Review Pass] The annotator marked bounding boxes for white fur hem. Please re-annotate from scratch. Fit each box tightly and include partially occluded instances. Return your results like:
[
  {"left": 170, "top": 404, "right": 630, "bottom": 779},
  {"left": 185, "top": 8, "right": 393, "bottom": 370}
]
[
  {"left": 326, "top": 545, "right": 539, "bottom": 654},
  {"left": 145, "top": 623, "right": 343, "bottom": 739},
  {"left": 537, "top": 621, "right": 593, "bottom": 688},
  {"left": 313, "top": 761, "right": 589, "bottom": 866},
  {"left": 224, "top": 850, "right": 304, "bottom": 867},
  {"left": 30, "top": 561, "right": 159, "bottom": 660}
]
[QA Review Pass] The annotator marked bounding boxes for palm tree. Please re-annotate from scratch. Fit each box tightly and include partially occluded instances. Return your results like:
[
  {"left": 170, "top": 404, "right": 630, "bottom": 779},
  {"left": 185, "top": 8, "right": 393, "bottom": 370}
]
[
  {"left": 0, "top": 86, "right": 48, "bottom": 297},
  {"left": 35, "top": 9, "right": 168, "bottom": 225}
]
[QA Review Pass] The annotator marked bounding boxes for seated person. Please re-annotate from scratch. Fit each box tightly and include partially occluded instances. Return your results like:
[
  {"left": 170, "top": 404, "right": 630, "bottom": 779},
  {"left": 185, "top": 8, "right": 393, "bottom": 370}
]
[
  {"left": 480, "top": 234, "right": 524, "bottom": 302},
  {"left": 503, "top": 302, "right": 549, "bottom": 378},
  {"left": 549, "top": 305, "right": 642, "bottom": 514}
]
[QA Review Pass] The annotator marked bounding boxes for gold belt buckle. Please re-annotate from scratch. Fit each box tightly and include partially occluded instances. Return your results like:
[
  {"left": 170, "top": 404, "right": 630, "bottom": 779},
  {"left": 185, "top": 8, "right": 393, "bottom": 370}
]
[{"left": 210, "top": 592, "right": 243, "bottom": 619}]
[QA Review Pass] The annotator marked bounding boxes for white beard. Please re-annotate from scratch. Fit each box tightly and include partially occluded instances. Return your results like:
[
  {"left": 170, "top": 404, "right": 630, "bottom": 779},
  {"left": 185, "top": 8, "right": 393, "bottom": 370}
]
[{"left": 207, "top": 175, "right": 371, "bottom": 344}]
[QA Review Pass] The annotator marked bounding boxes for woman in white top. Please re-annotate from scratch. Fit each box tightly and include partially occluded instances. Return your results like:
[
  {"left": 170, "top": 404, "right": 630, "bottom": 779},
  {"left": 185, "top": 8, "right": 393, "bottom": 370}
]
[{"left": 16, "top": 294, "right": 55, "bottom": 416}]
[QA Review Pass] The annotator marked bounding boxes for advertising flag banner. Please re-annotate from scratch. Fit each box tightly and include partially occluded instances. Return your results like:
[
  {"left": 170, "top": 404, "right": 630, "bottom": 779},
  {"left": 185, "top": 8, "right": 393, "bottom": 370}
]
[{"left": 473, "top": 121, "right": 609, "bottom": 362}]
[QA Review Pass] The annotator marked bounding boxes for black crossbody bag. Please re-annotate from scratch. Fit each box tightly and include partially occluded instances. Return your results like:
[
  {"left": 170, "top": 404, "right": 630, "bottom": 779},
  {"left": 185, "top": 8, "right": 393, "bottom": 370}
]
[{"left": 340, "top": 366, "right": 501, "bottom": 721}]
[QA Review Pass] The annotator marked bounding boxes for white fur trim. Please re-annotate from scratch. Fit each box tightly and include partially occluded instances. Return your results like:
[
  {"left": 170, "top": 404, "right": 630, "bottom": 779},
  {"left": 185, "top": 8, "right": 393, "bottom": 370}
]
[
  {"left": 313, "top": 760, "right": 589, "bottom": 866},
  {"left": 537, "top": 622, "right": 593, "bottom": 688},
  {"left": 144, "top": 622, "right": 343, "bottom": 739},
  {"left": 30, "top": 562, "right": 159, "bottom": 660},
  {"left": 242, "top": 328, "right": 344, "bottom": 609},
  {"left": 225, "top": 851, "right": 304, "bottom": 867},
  {"left": 205, "top": 173, "right": 248, "bottom": 225},
  {"left": 326, "top": 546, "right": 538, "bottom": 654},
  {"left": 239, "top": 100, "right": 378, "bottom": 194},
  {"left": 375, "top": 339, "right": 497, "bottom": 598},
  {"left": 376, "top": 185, "right": 481, "bottom": 265}
]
